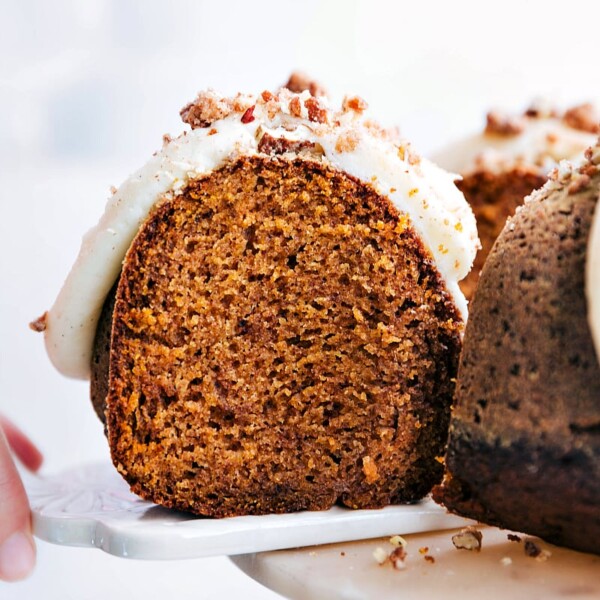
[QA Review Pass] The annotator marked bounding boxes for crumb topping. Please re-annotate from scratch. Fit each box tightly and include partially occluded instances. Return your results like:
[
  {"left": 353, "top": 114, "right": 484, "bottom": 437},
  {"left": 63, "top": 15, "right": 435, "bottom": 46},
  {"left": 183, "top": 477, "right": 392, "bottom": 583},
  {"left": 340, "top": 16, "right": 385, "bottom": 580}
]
[
  {"left": 283, "top": 71, "right": 327, "bottom": 97},
  {"left": 524, "top": 99, "right": 559, "bottom": 119},
  {"left": 304, "top": 96, "right": 328, "bottom": 124},
  {"left": 568, "top": 173, "right": 592, "bottom": 195},
  {"left": 180, "top": 90, "right": 238, "bottom": 129},
  {"left": 485, "top": 111, "right": 526, "bottom": 136},
  {"left": 435, "top": 100, "right": 598, "bottom": 177},
  {"left": 178, "top": 87, "right": 409, "bottom": 155},
  {"left": 563, "top": 103, "right": 600, "bottom": 134},
  {"left": 534, "top": 137, "right": 600, "bottom": 201},
  {"left": 342, "top": 95, "right": 369, "bottom": 114},
  {"left": 44, "top": 77, "right": 478, "bottom": 379}
]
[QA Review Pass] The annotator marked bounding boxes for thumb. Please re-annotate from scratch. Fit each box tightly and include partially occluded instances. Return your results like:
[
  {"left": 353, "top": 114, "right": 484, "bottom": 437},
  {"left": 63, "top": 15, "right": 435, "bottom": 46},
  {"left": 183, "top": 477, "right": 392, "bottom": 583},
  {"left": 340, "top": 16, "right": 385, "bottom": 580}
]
[{"left": 0, "top": 428, "right": 36, "bottom": 582}]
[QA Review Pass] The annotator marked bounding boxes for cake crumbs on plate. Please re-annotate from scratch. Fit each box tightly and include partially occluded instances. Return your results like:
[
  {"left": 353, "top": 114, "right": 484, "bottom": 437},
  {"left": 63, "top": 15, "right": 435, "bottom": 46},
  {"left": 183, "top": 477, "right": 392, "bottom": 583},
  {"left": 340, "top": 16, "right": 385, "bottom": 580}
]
[
  {"left": 373, "top": 537, "right": 408, "bottom": 570},
  {"left": 389, "top": 546, "right": 407, "bottom": 570},
  {"left": 451, "top": 526, "right": 483, "bottom": 551},
  {"left": 389, "top": 535, "right": 407, "bottom": 548},
  {"left": 524, "top": 539, "right": 551, "bottom": 561}
]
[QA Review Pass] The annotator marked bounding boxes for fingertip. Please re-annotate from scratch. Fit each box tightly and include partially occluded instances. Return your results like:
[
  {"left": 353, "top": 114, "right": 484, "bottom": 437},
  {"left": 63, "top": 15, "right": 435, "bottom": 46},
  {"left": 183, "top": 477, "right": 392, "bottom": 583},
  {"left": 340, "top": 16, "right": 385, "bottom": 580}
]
[
  {"left": 0, "top": 417, "right": 44, "bottom": 472},
  {"left": 25, "top": 448, "right": 44, "bottom": 473},
  {"left": 0, "top": 531, "right": 36, "bottom": 582}
]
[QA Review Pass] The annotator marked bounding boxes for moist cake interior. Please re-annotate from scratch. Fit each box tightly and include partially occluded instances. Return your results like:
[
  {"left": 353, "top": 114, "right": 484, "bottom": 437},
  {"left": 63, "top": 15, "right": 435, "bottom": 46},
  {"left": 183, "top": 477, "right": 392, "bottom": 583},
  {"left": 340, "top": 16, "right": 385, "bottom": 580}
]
[{"left": 92, "top": 155, "right": 462, "bottom": 517}]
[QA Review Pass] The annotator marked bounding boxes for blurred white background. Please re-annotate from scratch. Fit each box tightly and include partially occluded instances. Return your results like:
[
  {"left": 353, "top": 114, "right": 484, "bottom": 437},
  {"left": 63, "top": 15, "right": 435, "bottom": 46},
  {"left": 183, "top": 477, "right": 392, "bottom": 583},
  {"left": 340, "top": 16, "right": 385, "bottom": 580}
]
[{"left": 1, "top": 0, "right": 598, "bottom": 598}]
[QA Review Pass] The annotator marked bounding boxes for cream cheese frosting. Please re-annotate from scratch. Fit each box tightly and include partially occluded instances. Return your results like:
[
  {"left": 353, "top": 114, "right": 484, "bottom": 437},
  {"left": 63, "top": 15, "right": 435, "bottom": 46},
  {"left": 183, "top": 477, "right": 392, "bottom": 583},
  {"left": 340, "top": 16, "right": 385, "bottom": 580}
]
[
  {"left": 44, "top": 88, "right": 479, "bottom": 379},
  {"left": 585, "top": 144, "right": 600, "bottom": 365},
  {"left": 432, "top": 105, "right": 598, "bottom": 175}
]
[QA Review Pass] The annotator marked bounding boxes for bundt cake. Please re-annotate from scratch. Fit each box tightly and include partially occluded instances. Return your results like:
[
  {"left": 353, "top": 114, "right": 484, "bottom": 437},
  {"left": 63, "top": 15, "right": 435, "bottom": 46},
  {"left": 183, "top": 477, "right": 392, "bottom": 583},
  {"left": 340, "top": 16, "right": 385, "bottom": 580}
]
[
  {"left": 36, "top": 82, "right": 478, "bottom": 517},
  {"left": 433, "top": 102, "right": 599, "bottom": 300},
  {"left": 433, "top": 141, "right": 600, "bottom": 555}
]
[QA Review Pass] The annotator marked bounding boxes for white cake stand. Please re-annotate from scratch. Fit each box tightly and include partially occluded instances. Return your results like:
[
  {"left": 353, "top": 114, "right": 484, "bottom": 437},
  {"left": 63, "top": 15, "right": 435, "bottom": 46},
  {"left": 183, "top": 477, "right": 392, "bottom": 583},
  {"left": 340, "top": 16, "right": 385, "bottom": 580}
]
[
  {"left": 23, "top": 462, "right": 600, "bottom": 599},
  {"left": 232, "top": 526, "right": 600, "bottom": 600}
]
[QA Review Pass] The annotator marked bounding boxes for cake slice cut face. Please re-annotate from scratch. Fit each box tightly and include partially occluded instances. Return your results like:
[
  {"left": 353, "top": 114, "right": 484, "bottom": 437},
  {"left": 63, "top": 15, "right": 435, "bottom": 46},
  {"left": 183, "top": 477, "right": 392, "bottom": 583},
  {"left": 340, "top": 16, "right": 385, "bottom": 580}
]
[
  {"left": 96, "top": 156, "right": 463, "bottom": 516},
  {"left": 41, "top": 86, "right": 479, "bottom": 517}
]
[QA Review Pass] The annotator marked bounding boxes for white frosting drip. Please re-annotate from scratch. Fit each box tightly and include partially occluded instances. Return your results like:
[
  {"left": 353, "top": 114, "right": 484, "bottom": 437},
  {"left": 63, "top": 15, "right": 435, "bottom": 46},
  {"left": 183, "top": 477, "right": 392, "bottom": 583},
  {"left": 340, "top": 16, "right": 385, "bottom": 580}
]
[
  {"left": 45, "top": 93, "right": 478, "bottom": 379},
  {"left": 433, "top": 118, "right": 597, "bottom": 175},
  {"left": 585, "top": 146, "right": 600, "bottom": 366}
]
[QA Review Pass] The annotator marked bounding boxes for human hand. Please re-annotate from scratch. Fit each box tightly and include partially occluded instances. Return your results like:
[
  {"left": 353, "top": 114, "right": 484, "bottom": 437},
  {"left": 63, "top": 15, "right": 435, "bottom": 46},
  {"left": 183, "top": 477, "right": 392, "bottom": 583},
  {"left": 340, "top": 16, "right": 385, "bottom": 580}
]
[{"left": 0, "top": 416, "right": 43, "bottom": 582}]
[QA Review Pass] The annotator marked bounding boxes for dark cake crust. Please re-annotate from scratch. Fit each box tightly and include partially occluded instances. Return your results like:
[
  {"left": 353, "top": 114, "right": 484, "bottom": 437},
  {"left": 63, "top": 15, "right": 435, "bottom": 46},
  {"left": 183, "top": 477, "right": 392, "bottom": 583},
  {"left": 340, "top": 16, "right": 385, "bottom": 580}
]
[
  {"left": 93, "top": 155, "right": 463, "bottom": 517},
  {"left": 91, "top": 282, "right": 117, "bottom": 425},
  {"left": 434, "top": 171, "right": 600, "bottom": 555}
]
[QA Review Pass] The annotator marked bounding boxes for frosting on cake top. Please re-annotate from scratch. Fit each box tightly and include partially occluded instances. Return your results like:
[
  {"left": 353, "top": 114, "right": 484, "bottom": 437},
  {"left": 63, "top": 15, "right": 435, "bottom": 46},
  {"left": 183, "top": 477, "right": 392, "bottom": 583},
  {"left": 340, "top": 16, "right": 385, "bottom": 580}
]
[
  {"left": 433, "top": 102, "right": 599, "bottom": 175},
  {"left": 40, "top": 87, "right": 479, "bottom": 379}
]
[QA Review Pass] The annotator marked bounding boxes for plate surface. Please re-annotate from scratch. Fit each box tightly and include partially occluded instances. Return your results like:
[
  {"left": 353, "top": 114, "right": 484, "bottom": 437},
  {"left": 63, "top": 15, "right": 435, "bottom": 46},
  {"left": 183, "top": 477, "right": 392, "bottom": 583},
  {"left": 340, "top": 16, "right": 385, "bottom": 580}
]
[
  {"left": 232, "top": 526, "right": 600, "bottom": 600},
  {"left": 24, "top": 462, "right": 472, "bottom": 560}
]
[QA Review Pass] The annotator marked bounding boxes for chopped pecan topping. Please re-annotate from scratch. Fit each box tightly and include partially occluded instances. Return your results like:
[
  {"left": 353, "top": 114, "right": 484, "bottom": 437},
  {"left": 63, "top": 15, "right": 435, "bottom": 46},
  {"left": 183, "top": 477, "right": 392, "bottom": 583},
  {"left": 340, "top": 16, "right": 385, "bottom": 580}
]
[
  {"left": 579, "top": 161, "right": 598, "bottom": 177},
  {"left": 283, "top": 72, "right": 327, "bottom": 97},
  {"left": 289, "top": 96, "right": 302, "bottom": 118},
  {"left": 304, "top": 97, "right": 328, "bottom": 124},
  {"left": 180, "top": 91, "right": 233, "bottom": 129},
  {"left": 568, "top": 173, "right": 591, "bottom": 195},
  {"left": 563, "top": 103, "right": 600, "bottom": 134},
  {"left": 485, "top": 111, "right": 526, "bottom": 136},
  {"left": 524, "top": 101, "right": 559, "bottom": 119},
  {"left": 241, "top": 106, "right": 256, "bottom": 124},
  {"left": 342, "top": 95, "right": 368, "bottom": 113},
  {"left": 261, "top": 90, "right": 274, "bottom": 102},
  {"left": 29, "top": 312, "right": 48, "bottom": 332}
]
